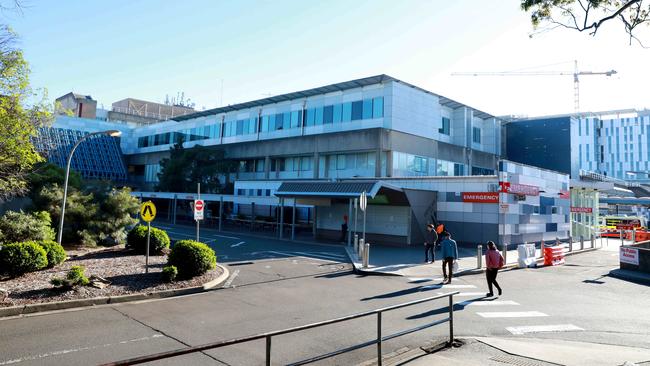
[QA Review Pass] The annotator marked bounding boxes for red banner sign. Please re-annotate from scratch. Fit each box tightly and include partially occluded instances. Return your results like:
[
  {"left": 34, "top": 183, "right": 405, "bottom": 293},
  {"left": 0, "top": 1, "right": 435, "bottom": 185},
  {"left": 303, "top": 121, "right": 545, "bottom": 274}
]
[
  {"left": 499, "top": 182, "right": 539, "bottom": 196},
  {"left": 462, "top": 192, "right": 499, "bottom": 203},
  {"left": 570, "top": 206, "right": 593, "bottom": 213}
]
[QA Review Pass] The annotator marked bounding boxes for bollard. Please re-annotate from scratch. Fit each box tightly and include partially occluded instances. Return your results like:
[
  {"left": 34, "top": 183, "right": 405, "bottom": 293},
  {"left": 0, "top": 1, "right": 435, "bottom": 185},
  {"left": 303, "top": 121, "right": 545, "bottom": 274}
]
[
  {"left": 632, "top": 229, "right": 636, "bottom": 243},
  {"left": 477, "top": 245, "right": 482, "bottom": 269},
  {"left": 358, "top": 238, "right": 365, "bottom": 259},
  {"left": 621, "top": 230, "right": 625, "bottom": 247},
  {"left": 363, "top": 243, "right": 370, "bottom": 268},
  {"left": 590, "top": 234, "right": 595, "bottom": 249},
  {"left": 580, "top": 235, "right": 584, "bottom": 250},
  {"left": 354, "top": 234, "right": 359, "bottom": 254},
  {"left": 568, "top": 236, "right": 573, "bottom": 252},
  {"left": 502, "top": 244, "right": 507, "bottom": 265}
]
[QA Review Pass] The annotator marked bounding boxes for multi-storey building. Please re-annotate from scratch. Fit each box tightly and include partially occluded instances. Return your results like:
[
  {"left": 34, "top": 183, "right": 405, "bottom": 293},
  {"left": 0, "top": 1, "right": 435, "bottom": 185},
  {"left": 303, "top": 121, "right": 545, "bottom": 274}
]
[{"left": 42, "top": 75, "right": 571, "bottom": 247}]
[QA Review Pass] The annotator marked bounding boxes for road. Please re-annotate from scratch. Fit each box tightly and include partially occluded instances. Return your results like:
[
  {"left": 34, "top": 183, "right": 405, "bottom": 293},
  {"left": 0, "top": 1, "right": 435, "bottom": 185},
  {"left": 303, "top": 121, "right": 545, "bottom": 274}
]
[{"left": 1, "top": 226, "right": 649, "bottom": 365}]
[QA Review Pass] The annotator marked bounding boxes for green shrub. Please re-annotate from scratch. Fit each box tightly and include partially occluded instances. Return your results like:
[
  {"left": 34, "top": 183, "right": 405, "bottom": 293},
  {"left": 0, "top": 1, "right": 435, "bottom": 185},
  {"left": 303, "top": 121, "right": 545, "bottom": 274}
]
[
  {"left": 37, "top": 240, "right": 66, "bottom": 268},
  {"left": 168, "top": 240, "right": 216, "bottom": 279},
  {"left": 0, "top": 242, "right": 48, "bottom": 276},
  {"left": 0, "top": 210, "right": 55, "bottom": 244},
  {"left": 51, "top": 265, "right": 89, "bottom": 288},
  {"left": 126, "top": 225, "right": 170, "bottom": 254},
  {"left": 162, "top": 265, "right": 178, "bottom": 282}
]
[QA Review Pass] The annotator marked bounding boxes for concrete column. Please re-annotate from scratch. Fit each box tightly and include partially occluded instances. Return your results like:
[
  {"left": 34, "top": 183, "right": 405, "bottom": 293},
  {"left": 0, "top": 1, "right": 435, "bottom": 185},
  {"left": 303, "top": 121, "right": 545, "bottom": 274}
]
[
  {"left": 279, "top": 198, "right": 285, "bottom": 239},
  {"left": 323, "top": 155, "right": 330, "bottom": 178},
  {"left": 313, "top": 152, "right": 320, "bottom": 179},
  {"left": 251, "top": 202, "right": 256, "bottom": 230},
  {"left": 348, "top": 199, "right": 353, "bottom": 246},
  {"left": 291, "top": 200, "right": 296, "bottom": 240},
  {"left": 218, "top": 196, "right": 223, "bottom": 231},
  {"left": 264, "top": 156, "right": 271, "bottom": 179},
  {"left": 172, "top": 194, "right": 177, "bottom": 225}
]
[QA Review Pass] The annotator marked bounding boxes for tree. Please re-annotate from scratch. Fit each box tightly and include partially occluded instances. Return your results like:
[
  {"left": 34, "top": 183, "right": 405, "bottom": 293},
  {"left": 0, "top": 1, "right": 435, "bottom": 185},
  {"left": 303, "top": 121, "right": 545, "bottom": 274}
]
[
  {"left": 28, "top": 162, "right": 83, "bottom": 198},
  {"left": 157, "top": 139, "right": 238, "bottom": 194},
  {"left": 521, "top": 0, "right": 650, "bottom": 46},
  {"left": 0, "top": 26, "right": 51, "bottom": 201},
  {"left": 94, "top": 187, "right": 139, "bottom": 246}
]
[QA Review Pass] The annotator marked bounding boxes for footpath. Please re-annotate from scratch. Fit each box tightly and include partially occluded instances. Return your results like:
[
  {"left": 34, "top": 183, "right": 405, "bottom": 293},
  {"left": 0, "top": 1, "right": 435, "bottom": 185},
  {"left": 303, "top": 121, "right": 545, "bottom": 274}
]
[
  {"left": 345, "top": 237, "right": 615, "bottom": 278},
  {"left": 359, "top": 336, "right": 650, "bottom": 366}
]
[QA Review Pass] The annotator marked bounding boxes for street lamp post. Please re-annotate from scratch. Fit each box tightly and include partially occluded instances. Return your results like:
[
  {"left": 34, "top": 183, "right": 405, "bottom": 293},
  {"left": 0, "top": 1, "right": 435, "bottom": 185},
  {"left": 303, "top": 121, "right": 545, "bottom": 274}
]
[{"left": 57, "top": 130, "right": 122, "bottom": 245}]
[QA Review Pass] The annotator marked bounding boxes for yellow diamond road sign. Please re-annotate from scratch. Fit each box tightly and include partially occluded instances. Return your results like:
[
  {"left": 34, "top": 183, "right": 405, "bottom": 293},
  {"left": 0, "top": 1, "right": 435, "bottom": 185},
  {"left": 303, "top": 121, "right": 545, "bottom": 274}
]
[{"left": 140, "top": 201, "right": 156, "bottom": 222}]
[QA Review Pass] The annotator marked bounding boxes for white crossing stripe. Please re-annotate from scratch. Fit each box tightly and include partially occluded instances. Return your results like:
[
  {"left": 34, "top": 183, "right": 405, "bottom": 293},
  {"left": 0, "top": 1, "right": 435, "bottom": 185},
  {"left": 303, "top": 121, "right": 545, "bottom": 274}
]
[
  {"left": 222, "top": 269, "right": 240, "bottom": 288},
  {"left": 506, "top": 324, "right": 584, "bottom": 335},
  {"left": 422, "top": 284, "right": 476, "bottom": 290},
  {"left": 437, "top": 292, "right": 486, "bottom": 297},
  {"left": 476, "top": 311, "right": 548, "bottom": 318},
  {"left": 408, "top": 277, "right": 444, "bottom": 282},
  {"left": 458, "top": 300, "right": 520, "bottom": 306}
]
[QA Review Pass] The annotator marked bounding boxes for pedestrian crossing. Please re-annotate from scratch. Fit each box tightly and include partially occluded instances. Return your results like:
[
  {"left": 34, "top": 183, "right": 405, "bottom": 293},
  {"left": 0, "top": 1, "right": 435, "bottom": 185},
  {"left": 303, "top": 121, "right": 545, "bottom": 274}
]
[{"left": 434, "top": 282, "right": 583, "bottom": 336}]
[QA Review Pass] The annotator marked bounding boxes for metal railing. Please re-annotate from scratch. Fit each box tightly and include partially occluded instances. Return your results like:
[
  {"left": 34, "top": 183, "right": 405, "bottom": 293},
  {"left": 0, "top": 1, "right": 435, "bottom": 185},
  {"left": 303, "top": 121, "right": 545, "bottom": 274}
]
[{"left": 99, "top": 292, "right": 459, "bottom": 366}]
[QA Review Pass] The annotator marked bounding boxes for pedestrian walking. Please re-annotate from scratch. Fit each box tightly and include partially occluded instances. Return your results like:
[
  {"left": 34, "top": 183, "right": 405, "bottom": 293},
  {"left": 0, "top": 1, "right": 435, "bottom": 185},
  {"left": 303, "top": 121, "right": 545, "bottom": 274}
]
[
  {"left": 440, "top": 232, "right": 458, "bottom": 284},
  {"left": 485, "top": 241, "right": 504, "bottom": 297},
  {"left": 424, "top": 224, "right": 437, "bottom": 263},
  {"left": 340, "top": 215, "right": 348, "bottom": 243}
]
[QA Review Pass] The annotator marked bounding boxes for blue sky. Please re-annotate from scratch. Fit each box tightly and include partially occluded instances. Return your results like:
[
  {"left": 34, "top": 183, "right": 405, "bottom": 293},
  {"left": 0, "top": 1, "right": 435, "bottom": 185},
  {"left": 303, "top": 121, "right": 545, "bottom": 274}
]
[{"left": 7, "top": 0, "right": 650, "bottom": 116}]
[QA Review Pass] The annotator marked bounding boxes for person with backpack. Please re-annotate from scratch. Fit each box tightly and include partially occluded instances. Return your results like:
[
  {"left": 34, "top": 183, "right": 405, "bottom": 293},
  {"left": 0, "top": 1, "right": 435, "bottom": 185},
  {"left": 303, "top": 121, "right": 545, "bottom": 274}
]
[
  {"left": 424, "top": 224, "right": 437, "bottom": 263},
  {"left": 485, "top": 241, "right": 504, "bottom": 297},
  {"left": 440, "top": 231, "right": 458, "bottom": 284}
]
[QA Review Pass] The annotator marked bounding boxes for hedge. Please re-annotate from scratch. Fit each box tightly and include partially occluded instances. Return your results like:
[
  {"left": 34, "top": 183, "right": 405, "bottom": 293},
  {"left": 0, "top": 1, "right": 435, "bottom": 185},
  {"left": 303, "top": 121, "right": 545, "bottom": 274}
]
[
  {"left": 126, "top": 225, "right": 170, "bottom": 254},
  {"left": 0, "top": 242, "right": 48, "bottom": 276},
  {"left": 37, "top": 240, "right": 66, "bottom": 268},
  {"left": 167, "top": 240, "right": 216, "bottom": 279}
]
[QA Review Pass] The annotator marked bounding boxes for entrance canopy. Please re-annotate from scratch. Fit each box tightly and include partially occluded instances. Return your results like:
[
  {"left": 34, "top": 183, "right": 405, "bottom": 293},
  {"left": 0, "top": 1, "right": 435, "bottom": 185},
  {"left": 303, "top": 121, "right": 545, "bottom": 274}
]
[{"left": 275, "top": 180, "right": 403, "bottom": 199}]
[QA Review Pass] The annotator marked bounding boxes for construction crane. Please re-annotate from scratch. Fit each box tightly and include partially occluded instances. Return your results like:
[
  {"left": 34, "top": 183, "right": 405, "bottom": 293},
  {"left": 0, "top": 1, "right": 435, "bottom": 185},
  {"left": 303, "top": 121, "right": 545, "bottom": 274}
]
[{"left": 452, "top": 61, "right": 617, "bottom": 112}]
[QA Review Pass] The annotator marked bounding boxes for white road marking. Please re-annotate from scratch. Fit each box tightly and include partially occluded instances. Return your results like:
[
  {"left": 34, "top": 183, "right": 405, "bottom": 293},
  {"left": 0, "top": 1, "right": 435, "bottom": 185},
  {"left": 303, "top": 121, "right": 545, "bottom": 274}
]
[
  {"left": 409, "top": 277, "right": 444, "bottom": 282},
  {"left": 458, "top": 300, "right": 520, "bottom": 306},
  {"left": 222, "top": 269, "right": 240, "bottom": 288},
  {"left": 160, "top": 227, "right": 240, "bottom": 240},
  {"left": 0, "top": 334, "right": 163, "bottom": 365},
  {"left": 437, "top": 292, "right": 486, "bottom": 297},
  {"left": 476, "top": 311, "right": 549, "bottom": 318},
  {"left": 267, "top": 251, "right": 341, "bottom": 263},
  {"left": 421, "top": 284, "right": 476, "bottom": 290},
  {"left": 230, "top": 241, "right": 245, "bottom": 248},
  {"left": 506, "top": 324, "right": 584, "bottom": 335}
]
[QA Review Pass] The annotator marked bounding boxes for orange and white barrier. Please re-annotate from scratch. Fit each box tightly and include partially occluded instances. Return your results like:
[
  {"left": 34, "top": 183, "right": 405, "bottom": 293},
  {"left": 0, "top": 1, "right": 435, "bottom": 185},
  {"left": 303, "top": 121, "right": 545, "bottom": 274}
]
[{"left": 544, "top": 246, "right": 565, "bottom": 266}]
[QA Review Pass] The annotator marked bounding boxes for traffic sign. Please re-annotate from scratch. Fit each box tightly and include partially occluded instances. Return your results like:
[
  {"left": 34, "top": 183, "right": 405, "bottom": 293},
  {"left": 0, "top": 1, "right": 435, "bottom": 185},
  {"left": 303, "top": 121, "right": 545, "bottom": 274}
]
[
  {"left": 194, "top": 199, "right": 204, "bottom": 221},
  {"left": 360, "top": 191, "right": 367, "bottom": 212},
  {"left": 140, "top": 201, "right": 156, "bottom": 222}
]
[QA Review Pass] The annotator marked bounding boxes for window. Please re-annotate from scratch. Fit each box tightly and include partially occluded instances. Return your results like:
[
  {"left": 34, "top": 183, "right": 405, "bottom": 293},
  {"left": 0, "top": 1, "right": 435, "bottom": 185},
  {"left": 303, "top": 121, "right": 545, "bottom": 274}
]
[
  {"left": 472, "top": 127, "right": 481, "bottom": 143},
  {"left": 261, "top": 116, "right": 270, "bottom": 132},
  {"left": 323, "top": 105, "right": 333, "bottom": 124},
  {"left": 275, "top": 113, "right": 284, "bottom": 130},
  {"left": 439, "top": 117, "right": 450, "bottom": 135},
  {"left": 362, "top": 99, "right": 373, "bottom": 119},
  {"left": 351, "top": 101, "right": 363, "bottom": 120},
  {"left": 372, "top": 97, "right": 383, "bottom": 118},
  {"left": 255, "top": 159, "right": 265, "bottom": 172},
  {"left": 336, "top": 154, "right": 346, "bottom": 170},
  {"left": 300, "top": 157, "right": 311, "bottom": 171}
]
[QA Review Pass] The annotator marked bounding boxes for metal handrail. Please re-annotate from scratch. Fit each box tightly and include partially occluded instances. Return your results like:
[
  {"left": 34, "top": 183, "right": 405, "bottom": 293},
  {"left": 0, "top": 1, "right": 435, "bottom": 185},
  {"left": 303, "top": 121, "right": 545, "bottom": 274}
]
[{"left": 99, "top": 291, "right": 459, "bottom": 366}]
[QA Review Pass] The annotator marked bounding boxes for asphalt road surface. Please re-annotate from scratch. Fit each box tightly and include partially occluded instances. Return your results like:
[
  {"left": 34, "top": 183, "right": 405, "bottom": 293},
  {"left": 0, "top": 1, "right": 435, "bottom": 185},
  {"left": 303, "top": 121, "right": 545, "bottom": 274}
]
[{"left": 1, "top": 227, "right": 648, "bottom": 365}]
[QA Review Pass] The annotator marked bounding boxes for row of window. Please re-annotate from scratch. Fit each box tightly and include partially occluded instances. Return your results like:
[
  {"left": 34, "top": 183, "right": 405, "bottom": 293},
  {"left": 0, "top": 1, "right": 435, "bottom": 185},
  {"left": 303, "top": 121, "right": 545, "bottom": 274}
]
[
  {"left": 137, "top": 97, "right": 384, "bottom": 148},
  {"left": 438, "top": 117, "right": 482, "bottom": 143}
]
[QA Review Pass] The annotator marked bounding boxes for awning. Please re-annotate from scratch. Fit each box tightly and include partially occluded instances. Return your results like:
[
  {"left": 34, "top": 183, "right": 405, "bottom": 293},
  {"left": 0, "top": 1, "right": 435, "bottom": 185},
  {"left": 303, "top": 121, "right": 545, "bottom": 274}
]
[{"left": 274, "top": 181, "right": 403, "bottom": 199}]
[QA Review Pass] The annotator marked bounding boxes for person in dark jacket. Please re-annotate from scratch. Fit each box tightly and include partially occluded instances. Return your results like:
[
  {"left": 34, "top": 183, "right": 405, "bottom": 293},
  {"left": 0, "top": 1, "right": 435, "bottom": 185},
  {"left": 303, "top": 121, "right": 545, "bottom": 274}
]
[
  {"left": 440, "top": 232, "right": 458, "bottom": 284},
  {"left": 424, "top": 224, "right": 437, "bottom": 263},
  {"left": 340, "top": 215, "right": 348, "bottom": 243}
]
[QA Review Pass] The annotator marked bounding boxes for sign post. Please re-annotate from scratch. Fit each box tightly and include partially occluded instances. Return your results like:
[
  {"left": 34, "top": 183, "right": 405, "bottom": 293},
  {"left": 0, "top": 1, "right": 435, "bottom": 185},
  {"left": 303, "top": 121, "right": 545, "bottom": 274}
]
[
  {"left": 360, "top": 191, "right": 367, "bottom": 241},
  {"left": 139, "top": 201, "right": 156, "bottom": 273},
  {"left": 194, "top": 183, "right": 203, "bottom": 242}
]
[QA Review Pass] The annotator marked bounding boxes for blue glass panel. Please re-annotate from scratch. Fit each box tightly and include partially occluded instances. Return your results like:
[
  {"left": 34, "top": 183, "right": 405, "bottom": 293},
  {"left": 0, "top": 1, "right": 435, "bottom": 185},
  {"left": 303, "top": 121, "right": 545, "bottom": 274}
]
[
  {"left": 306, "top": 109, "right": 315, "bottom": 126},
  {"left": 333, "top": 104, "right": 342, "bottom": 123},
  {"left": 372, "top": 97, "right": 383, "bottom": 118},
  {"left": 351, "top": 101, "right": 363, "bottom": 120},
  {"left": 323, "top": 105, "right": 333, "bottom": 124},
  {"left": 290, "top": 111, "right": 299, "bottom": 128},
  {"left": 315, "top": 107, "right": 324, "bottom": 125},
  {"left": 362, "top": 99, "right": 373, "bottom": 119},
  {"left": 274, "top": 113, "right": 283, "bottom": 130},
  {"left": 283, "top": 112, "right": 290, "bottom": 129},
  {"left": 342, "top": 102, "right": 352, "bottom": 122},
  {"left": 262, "top": 116, "right": 269, "bottom": 132}
]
